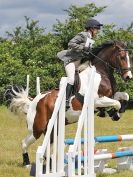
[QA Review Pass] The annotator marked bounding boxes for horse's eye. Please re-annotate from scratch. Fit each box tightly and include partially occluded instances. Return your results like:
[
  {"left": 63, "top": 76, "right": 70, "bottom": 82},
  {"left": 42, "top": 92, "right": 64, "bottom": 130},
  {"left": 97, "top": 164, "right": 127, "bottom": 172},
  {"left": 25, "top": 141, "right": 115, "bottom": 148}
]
[
  {"left": 120, "top": 55, "right": 127, "bottom": 61},
  {"left": 122, "top": 57, "right": 126, "bottom": 61},
  {"left": 119, "top": 49, "right": 124, "bottom": 52}
]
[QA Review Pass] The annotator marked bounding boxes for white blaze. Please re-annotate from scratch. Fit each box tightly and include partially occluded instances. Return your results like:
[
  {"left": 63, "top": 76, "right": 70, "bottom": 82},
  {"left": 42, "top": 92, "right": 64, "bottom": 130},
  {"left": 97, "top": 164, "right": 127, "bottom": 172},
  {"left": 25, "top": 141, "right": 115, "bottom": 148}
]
[{"left": 126, "top": 53, "right": 132, "bottom": 79}]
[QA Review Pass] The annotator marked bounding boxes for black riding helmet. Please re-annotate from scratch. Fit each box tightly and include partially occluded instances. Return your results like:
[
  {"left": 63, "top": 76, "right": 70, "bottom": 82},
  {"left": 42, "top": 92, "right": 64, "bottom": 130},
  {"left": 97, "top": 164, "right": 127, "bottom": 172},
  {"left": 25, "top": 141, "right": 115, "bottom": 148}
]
[{"left": 85, "top": 19, "right": 103, "bottom": 29}]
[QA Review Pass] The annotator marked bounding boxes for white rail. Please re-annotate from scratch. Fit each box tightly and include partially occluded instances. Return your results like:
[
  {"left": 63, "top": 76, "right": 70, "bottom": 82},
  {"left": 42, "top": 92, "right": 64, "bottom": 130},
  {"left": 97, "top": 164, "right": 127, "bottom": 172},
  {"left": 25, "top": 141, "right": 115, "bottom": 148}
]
[
  {"left": 36, "top": 77, "right": 67, "bottom": 177},
  {"left": 68, "top": 67, "right": 96, "bottom": 177},
  {"left": 36, "top": 77, "right": 41, "bottom": 95}
]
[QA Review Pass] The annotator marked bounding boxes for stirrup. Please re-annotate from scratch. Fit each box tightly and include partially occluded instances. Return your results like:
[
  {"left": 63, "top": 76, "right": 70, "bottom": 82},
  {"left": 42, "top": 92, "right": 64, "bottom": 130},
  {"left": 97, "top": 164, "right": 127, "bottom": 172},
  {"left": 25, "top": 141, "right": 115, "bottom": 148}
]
[{"left": 66, "top": 100, "right": 70, "bottom": 110}]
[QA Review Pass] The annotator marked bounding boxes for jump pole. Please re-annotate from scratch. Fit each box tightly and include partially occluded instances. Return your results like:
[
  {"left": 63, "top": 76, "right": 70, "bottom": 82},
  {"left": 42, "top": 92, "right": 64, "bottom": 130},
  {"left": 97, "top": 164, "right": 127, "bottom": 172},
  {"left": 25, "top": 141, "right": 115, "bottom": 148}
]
[
  {"left": 36, "top": 77, "right": 40, "bottom": 95},
  {"left": 65, "top": 134, "right": 133, "bottom": 145},
  {"left": 65, "top": 150, "right": 133, "bottom": 163},
  {"left": 26, "top": 75, "right": 30, "bottom": 96}
]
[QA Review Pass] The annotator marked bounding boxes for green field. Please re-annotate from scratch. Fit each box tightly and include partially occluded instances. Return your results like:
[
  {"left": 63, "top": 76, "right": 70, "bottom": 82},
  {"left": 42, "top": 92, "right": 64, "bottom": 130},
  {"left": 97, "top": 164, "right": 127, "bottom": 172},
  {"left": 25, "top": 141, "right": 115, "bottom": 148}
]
[{"left": 0, "top": 106, "right": 133, "bottom": 177}]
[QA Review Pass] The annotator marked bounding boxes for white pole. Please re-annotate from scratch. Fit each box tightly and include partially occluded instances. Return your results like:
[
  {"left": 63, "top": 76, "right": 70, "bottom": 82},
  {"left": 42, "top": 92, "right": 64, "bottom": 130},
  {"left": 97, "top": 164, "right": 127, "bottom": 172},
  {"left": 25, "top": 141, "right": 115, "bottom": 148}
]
[
  {"left": 87, "top": 68, "right": 95, "bottom": 177},
  {"left": 41, "top": 77, "right": 67, "bottom": 155},
  {"left": 69, "top": 67, "right": 96, "bottom": 177},
  {"left": 26, "top": 75, "right": 29, "bottom": 96},
  {"left": 36, "top": 77, "right": 40, "bottom": 95}
]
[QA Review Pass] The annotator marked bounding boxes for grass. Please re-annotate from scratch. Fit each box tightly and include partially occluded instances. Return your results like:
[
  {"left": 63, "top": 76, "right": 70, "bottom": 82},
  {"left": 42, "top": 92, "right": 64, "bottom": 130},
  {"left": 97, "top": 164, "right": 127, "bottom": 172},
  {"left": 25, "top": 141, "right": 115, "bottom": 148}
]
[{"left": 0, "top": 105, "right": 133, "bottom": 177}]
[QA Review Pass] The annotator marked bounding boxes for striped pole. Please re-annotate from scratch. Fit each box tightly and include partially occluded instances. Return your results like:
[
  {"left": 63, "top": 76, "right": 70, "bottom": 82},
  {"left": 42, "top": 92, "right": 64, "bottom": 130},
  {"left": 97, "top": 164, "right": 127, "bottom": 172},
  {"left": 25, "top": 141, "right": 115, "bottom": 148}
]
[
  {"left": 65, "top": 134, "right": 133, "bottom": 145},
  {"left": 94, "top": 150, "right": 133, "bottom": 161},
  {"left": 64, "top": 150, "right": 133, "bottom": 164},
  {"left": 95, "top": 135, "right": 133, "bottom": 143}
]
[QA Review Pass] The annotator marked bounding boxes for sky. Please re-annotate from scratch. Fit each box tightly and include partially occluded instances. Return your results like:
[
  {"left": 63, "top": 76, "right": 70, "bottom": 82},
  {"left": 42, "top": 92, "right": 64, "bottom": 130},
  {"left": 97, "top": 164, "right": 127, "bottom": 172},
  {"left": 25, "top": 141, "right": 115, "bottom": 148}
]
[{"left": 0, "top": 0, "right": 133, "bottom": 37}]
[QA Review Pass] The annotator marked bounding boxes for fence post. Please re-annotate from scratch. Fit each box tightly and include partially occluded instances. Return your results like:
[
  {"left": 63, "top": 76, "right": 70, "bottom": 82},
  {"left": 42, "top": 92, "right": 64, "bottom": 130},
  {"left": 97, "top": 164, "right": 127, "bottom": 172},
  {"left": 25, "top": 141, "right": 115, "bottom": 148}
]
[
  {"left": 36, "top": 77, "right": 40, "bottom": 95},
  {"left": 26, "top": 75, "right": 29, "bottom": 96}
]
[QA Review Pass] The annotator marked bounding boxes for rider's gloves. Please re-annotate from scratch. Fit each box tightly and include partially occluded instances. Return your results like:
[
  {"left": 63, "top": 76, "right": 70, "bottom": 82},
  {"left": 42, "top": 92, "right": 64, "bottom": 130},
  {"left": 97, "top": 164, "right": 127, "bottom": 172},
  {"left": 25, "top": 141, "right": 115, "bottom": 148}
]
[{"left": 83, "top": 46, "right": 90, "bottom": 56}]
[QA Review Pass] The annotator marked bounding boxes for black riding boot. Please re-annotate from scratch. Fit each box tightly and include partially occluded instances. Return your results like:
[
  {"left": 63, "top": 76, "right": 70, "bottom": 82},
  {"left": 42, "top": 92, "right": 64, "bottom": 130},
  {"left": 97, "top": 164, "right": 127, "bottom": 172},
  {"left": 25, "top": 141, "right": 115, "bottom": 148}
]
[{"left": 66, "top": 83, "right": 73, "bottom": 110}]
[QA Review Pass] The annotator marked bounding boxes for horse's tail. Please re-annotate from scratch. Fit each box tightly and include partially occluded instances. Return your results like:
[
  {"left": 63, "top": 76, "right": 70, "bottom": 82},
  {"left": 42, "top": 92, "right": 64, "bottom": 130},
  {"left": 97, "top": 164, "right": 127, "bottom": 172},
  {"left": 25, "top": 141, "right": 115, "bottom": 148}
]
[{"left": 4, "top": 85, "right": 32, "bottom": 118}]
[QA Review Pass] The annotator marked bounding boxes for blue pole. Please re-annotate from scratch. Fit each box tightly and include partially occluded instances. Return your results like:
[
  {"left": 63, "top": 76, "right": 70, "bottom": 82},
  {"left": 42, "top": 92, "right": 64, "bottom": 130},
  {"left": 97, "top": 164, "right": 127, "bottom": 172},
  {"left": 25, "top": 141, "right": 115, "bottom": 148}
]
[
  {"left": 64, "top": 138, "right": 84, "bottom": 145},
  {"left": 64, "top": 150, "right": 133, "bottom": 165},
  {"left": 95, "top": 135, "right": 120, "bottom": 143},
  {"left": 65, "top": 135, "right": 123, "bottom": 145},
  {"left": 113, "top": 150, "right": 133, "bottom": 159}
]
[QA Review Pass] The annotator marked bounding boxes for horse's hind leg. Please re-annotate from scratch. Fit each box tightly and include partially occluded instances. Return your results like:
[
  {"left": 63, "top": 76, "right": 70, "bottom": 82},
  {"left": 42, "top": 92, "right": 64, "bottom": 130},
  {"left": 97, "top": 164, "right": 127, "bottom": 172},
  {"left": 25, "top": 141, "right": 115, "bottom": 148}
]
[{"left": 22, "top": 132, "right": 36, "bottom": 168}]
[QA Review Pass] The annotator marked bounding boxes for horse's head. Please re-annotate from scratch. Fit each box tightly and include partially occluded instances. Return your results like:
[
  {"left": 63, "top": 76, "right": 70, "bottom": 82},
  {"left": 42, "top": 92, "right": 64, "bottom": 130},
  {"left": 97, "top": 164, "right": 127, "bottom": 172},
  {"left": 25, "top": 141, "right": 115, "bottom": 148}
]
[
  {"left": 91, "top": 41, "right": 132, "bottom": 81},
  {"left": 112, "top": 41, "right": 132, "bottom": 81}
]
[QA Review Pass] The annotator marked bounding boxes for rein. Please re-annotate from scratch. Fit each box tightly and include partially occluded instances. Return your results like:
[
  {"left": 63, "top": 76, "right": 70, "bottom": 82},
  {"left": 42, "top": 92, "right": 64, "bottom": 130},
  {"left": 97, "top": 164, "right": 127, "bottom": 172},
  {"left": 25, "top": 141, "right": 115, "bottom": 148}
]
[
  {"left": 89, "top": 48, "right": 131, "bottom": 75},
  {"left": 116, "top": 55, "right": 131, "bottom": 76},
  {"left": 89, "top": 50, "right": 117, "bottom": 71}
]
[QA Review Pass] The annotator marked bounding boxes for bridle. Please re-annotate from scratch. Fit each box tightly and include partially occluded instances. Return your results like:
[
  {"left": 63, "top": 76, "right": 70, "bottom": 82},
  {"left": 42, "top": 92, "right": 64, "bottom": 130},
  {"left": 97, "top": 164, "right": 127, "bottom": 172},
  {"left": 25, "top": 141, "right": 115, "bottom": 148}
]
[
  {"left": 115, "top": 48, "right": 132, "bottom": 77},
  {"left": 90, "top": 43, "right": 132, "bottom": 77}
]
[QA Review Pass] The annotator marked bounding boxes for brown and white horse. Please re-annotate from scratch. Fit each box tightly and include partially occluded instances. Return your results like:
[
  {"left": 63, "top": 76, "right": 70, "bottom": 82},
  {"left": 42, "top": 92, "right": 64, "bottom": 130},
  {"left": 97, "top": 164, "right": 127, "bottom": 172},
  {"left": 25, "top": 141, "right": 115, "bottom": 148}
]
[{"left": 5, "top": 41, "right": 132, "bottom": 167}]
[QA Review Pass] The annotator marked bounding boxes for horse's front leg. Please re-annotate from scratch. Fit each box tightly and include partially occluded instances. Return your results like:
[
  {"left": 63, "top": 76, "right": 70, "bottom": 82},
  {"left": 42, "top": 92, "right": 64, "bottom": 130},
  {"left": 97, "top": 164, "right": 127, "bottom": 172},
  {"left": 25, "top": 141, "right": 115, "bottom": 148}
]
[
  {"left": 114, "top": 92, "right": 129, "bottom": 113},
  {"left": 95, "top": 96, "right": 121, "bottom": 121},
  {"left": 22, "top": 132, "right": 36, "bottom": 168}
]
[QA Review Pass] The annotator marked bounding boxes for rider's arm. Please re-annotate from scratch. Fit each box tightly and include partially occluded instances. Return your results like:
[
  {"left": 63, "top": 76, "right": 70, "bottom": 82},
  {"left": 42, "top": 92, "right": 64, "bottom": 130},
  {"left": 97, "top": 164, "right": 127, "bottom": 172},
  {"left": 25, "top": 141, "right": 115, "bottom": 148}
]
[{"left": 68, "top": 32, "right": 86, "bottom": 52}]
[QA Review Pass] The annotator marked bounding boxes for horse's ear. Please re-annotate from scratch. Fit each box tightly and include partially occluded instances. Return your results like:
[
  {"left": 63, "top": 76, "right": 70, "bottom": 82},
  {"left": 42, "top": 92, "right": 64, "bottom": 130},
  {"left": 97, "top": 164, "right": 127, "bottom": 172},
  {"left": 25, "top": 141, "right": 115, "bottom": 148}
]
[
  {"left": 113, "top": 41, "right": 121, "bottom": 50},
  {"left": 113, "top": 41, "right": 117, "bottom": 49}
]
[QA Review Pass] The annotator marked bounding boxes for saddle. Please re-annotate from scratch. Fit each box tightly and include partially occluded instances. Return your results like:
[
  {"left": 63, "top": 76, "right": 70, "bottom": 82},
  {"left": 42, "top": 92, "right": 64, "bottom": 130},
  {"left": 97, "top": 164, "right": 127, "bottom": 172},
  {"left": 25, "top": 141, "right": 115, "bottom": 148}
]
[
  {"left": 73, "top": 60, "right": 91, "bottom": 94},
  {"left": 72, "top": 69, "right": 84, "bottom": 105}
]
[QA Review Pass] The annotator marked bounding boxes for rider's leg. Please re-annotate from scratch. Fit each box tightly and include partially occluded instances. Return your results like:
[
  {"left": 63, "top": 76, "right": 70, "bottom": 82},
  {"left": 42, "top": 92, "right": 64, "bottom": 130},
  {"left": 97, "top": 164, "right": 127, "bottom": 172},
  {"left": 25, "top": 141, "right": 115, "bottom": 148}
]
[
  {"left": 66, "top": 83, "right": 74, "bottom": 109},
  {"left": 65, "top": 62, "right": 75, "bottom": 109}
]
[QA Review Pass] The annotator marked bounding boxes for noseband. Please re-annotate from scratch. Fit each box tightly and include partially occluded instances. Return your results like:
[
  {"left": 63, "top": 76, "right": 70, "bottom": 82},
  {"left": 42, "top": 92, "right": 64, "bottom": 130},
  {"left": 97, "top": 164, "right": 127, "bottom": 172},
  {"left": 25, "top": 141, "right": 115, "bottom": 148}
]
[
  {"left": 90, "top": 43, "right": 131, "bottom": 77},
  {"left": 115, "top": 49, "right": 131, "bottom": 76}
]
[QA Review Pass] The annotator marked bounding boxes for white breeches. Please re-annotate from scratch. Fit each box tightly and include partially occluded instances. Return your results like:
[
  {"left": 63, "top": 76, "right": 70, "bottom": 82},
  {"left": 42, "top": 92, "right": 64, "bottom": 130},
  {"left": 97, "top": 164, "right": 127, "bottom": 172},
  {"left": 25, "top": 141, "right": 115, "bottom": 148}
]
[
  {"left": 65, "top": 62, "right": 75, "bottom": 85},
  {"left": 65, "top": 60, "right": 81, "bottom": 85}
]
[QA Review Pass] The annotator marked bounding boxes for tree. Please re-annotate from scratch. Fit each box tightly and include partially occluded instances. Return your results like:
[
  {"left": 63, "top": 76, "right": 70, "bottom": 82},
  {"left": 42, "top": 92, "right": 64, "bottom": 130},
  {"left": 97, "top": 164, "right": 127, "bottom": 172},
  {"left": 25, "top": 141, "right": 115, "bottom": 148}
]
[
  {"left": 1, "top": 3, "right": 133, "bottom": 104},
  {"left": 53, "top": 3, "right": 106, "bottom": 49},
  {"left": 1, "top": 17, "right": 64, "bottom": 99}
]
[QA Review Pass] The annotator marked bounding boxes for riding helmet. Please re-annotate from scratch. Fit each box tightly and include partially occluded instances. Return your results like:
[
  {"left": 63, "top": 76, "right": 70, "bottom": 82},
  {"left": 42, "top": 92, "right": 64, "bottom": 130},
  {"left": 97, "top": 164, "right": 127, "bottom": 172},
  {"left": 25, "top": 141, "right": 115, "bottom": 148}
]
[{"left": 85, "top": 19, "right": 103, "bottom": 29}]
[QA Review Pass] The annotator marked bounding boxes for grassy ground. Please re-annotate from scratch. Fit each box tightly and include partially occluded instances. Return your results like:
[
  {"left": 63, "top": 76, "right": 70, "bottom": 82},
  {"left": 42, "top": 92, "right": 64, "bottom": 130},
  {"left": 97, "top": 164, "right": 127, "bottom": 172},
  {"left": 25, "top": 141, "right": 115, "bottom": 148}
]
[{"left": 0, "top": 106, "right": 133, "bottom": 177}]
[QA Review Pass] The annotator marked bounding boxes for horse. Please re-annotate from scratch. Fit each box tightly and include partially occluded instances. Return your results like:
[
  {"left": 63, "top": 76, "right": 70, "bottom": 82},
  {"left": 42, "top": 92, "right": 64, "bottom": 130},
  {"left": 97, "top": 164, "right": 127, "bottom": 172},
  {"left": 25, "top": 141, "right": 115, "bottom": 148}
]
[{"left": 4, "top": 41, "right": 132, "bottom": 168}]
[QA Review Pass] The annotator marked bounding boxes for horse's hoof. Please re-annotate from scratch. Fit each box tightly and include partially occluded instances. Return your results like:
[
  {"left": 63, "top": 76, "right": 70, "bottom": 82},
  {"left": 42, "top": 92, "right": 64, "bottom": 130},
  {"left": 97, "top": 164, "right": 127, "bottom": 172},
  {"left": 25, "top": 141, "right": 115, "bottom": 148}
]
[
  {"left": 107, "top": 108, "right": 115, "bottom": 117},
  {"left": 25, "top": 164, "right": 31, "bottom": 169},
  {"left": 97, "top": 111, "right": 106, "bottom": 117},
  {"left": 119, "top": 100, "right": 128, "bottom": 113},
  {"left": 111, "top": 112, "right": 120, "bottom": 121},
  {"left": 119, "top": 108, "right": 125, "bottom": 113},
  {"left": 23, "top": 153, "right": 30, "bottom": 166},
  {"left": 97, "top": 108, "right": 106, "bottom": 117}
]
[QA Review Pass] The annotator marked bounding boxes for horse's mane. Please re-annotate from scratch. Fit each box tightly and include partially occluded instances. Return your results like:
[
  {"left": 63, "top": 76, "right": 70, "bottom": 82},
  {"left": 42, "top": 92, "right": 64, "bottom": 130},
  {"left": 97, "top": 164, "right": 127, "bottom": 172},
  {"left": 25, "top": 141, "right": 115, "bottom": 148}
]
[
  {"left": 79, "top": 40, "right": 127, "bottom": 71},
  {"left": 81, "top": 40, "right": 127, "bottom": 63},
  {"left": 91, "top": 41, "right": 114, "bottom": 56}
]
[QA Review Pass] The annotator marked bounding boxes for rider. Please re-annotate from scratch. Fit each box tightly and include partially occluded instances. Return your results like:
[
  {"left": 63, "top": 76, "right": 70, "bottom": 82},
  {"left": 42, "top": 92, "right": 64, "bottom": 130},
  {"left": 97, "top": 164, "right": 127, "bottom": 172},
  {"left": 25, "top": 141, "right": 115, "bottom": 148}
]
[{"left": 57, "top": 19, "right": 103, "bottom": 109}]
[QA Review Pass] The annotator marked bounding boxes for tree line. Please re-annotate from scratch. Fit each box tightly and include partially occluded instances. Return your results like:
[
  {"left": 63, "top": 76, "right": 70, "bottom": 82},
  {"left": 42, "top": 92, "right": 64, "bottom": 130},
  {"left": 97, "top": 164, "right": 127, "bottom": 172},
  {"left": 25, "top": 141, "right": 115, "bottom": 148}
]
[{"left": 0, "top": 3, "right": 133, "bottom": 104}]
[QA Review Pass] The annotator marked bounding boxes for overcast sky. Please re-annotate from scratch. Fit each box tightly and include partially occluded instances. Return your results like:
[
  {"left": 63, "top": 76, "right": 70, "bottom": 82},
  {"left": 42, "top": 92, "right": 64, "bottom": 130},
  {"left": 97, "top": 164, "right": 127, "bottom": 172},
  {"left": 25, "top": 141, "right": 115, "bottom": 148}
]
[{"left": 0, "top": 0, "right": 133, "bottom": 37}]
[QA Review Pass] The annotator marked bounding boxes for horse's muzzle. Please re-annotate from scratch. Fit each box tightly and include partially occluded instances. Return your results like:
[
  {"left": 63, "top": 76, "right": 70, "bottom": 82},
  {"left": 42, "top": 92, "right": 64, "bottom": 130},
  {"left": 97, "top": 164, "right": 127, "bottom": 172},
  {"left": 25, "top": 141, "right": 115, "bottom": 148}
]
[{"left": 122, "top": 71, "right": 132, "bottom": 81}]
